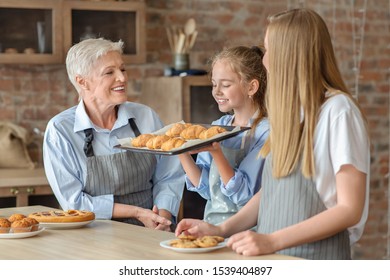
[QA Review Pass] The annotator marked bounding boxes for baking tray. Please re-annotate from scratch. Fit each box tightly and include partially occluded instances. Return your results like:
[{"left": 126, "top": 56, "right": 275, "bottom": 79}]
[{"left": 115, "top": 124, "right": 250, "bottom": 156}]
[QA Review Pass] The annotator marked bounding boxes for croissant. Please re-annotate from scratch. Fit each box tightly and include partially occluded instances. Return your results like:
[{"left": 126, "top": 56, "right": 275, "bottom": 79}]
[
  {"left": 131, "top": 134, "right": 155, "bottom": 147},
  {"left": 165, "top": 123, "right": 192, "bottom": 137},
  {"left": 146, "top": 135, "right": 171, "bottom": 149},
  {"left": 161, "top": 137, "right": 187, "bottom": 151},
  {"left": 199, "top": 126, "right": 227, "bottom": 140},
  {"left": 180, "top": 125, "right": 207, "bottom": 140}
]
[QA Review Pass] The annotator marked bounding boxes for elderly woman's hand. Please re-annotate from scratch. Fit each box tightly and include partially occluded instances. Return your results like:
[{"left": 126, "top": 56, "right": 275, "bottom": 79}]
[{"left": 136, "top": 206, "right": 171, "bottom": 229}]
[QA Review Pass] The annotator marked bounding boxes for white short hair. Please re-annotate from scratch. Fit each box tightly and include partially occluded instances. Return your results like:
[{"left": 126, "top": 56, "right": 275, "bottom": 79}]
[{"left": 65, "top": 38, "right": 124, "bottom": 94}]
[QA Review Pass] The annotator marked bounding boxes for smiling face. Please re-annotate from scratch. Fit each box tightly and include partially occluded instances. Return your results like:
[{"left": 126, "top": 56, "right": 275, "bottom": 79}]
[
  {"left": 211, "top": 59, "right": 250, "bottom": 114},
  {"left": 79, "top": 51, "right": 128, "bottom": 112}
]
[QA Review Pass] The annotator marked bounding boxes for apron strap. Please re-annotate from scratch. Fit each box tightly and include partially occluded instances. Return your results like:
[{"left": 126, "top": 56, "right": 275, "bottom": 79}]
[
  {"left": 83, "top": 118, "right": 140, "bottom": 157},
  {"left": 129, "top": 118, "right": 141, "bottom": 137},
  {"left": 83, "top": 128, "right": 95, "bottom": 157}
]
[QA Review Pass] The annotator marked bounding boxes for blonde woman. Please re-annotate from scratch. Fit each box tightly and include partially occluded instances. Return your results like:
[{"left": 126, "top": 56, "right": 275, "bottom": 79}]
[{"left": 175, "top": 8, "right": 370, "bottom": 259}]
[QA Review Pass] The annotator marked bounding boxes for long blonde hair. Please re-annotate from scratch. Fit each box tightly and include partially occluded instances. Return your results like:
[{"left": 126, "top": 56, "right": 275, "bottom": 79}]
[{"left": 259, "top": 8, "right": 366, "bottom": 178}]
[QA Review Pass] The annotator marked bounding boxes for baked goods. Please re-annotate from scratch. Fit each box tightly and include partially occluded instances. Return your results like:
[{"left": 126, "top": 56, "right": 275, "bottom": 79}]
[
  {"left": 180, "top": 124, "right": 207, "bottom": 139},
  {"left": 170, "top": 239, "right": 199, "bottom": 248},
  {"left": 131, "top": 134, "right": 155, "bottom": 147},
  {"left": 0, "top": 218, "right": 11, "bottom": 233},
  {"left": 161, "top": 137, "right": 187, "bottom": 151},
  {"left": 24, "top": 217, "right": 40, "bottom": 231},
  {"left": 165, "top": 123, "right": 192, "bottom": 137},
  {"left": 146, "top": 135, "right": 171, "bottom": 149},
  {"left": 8, "top": 213, "right": 26, "bottom": 222},
  {"left": 11, "top": 218, "right": 31, "bottom": 233},
  {"left": 199, "top": 126, "right": 227, "bottom": 139},
  {"left": 193, "top": 236, "right": 219, "bottom": 248},
  {"left": 28, "top": 209, "right": 95, "bottom": 223},
  {"left": 169, "top": 235, "right": 225, "bottom": 248}
]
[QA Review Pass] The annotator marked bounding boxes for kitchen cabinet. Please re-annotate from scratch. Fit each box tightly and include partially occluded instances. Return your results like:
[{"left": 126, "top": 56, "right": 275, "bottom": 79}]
[
  {"left": 0, "top": 168, "right": 59, "bottom": 208},
  {"left": 0, "top": 0, "right": 145, "bottom": 64},
  {"left": 141, "top": 75, "right": 223, "bottom": 125},
  {"left": 63, "top": 0, "right": 146, "bottom": 64},
  {"left": 0, "top": 0, "right": 63, "bottom": 64}
]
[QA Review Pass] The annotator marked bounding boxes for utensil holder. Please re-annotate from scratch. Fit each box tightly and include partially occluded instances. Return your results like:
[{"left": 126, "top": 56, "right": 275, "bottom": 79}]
[{"left": 173, "top": 53, "right": 189, "bottom": 70}]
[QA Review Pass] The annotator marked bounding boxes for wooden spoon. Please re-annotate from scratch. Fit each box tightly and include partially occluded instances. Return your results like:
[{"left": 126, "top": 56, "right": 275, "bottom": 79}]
[{"left": 184, "top": 18, "right": 196, "bottom": 36}]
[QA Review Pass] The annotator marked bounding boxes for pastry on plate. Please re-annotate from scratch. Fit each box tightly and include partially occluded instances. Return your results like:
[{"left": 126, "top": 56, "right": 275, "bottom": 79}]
[
  {"left": 8, "top": 213, "right": 26, "bottom": 223},
  {"left": 0, "top": 218, "right": 11, "bottom": 233},
  {"left": 11, "top": 218, "right": 31, "bottom": 233}
]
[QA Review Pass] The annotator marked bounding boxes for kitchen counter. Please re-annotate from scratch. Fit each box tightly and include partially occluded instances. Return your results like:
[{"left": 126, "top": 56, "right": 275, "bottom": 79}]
[{"left": 0, "top": 205, "right": 301, "bottom": 260}]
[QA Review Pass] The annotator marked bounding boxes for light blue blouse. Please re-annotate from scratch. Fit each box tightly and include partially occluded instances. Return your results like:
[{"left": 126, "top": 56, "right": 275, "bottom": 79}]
[
  {"left": 43, "top": 101, "right": 185, "bottom": 219},
  {"left": 185, "top": 114, "right": 269, "bottom": 207}
]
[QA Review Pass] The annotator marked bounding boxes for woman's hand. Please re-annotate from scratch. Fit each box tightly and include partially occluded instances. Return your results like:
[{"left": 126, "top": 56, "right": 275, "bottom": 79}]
[
  {"left": 227, "top": 230, "right": 276, "bottom": 256},
  {"left": 175, "top": 218, "right": 222, "bottom": 237},
  {"left": 153, "top": 205, "right": 173, "bottom": 232},
  {"left": 136, "top": 206, "right": 171, "bottom": 229}
]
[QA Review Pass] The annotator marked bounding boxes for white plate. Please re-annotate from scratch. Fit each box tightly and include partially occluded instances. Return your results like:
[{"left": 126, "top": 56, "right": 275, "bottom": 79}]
[
  {"left": 39, "top": 220, "right": 94, "bottom": 229},
  {"left": 0, "top": 227, "right": 45, "bottom": 239},
  {"left": 160, "top": 239, "right": 227, "bottom": 253}
]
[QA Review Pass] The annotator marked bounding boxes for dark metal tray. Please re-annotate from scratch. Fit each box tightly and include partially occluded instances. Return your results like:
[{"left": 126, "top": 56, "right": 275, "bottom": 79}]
[{"left": 114, "top": 124, "right": 250, "bottom": 156}]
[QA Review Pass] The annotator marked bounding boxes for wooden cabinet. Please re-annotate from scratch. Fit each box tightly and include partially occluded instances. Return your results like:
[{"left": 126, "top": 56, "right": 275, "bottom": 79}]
[
  {"left": 141, "top": 75, "right": 224, "bottom": 125},
  {"left": 0, "top": 0, "right": 145, "bottom": 64},
  {"left": 0, "top": 0, "right": 63, "bottom": 64},
  {"left": 63, "top": 0, "right": 146, "bottom": 64},
  {"left": 0, "top": 168, "right": 59, "bottom": 208}
]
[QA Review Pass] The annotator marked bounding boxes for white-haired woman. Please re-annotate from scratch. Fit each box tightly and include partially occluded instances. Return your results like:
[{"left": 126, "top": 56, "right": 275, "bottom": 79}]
[{"left": 44, "top": 38, "right": 184, "bottom": 231}]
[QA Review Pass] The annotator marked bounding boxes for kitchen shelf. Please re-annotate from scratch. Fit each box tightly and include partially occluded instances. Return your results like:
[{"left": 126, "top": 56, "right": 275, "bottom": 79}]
[
  {"left": 63, "top": 0, "right": 146, "bottom": 64},
  {"left": 0, "top": 0, "right": 146, "bottom": 64},
  {"left": 0, "top": 0, "right": 63, "bottom": 64}
]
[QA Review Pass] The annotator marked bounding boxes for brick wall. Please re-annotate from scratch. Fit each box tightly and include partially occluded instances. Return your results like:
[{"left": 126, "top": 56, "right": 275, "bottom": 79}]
[{"left": 0, "top": 0, "right": 388, "bottom": 259}]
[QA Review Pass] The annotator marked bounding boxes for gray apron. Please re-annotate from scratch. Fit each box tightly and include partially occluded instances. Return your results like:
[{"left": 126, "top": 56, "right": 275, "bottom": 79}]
[
  {"left": 83, "top": 119, "right": 157, "bottom": 226},
  {"left": 204, "top": 130, "right": 250, "bottom": 225},
  {"left": 257, "top": 155, "right": 351, "bottom": 259}
]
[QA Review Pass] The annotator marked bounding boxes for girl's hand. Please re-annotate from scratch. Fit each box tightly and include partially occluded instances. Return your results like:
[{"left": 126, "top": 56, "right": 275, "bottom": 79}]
[
  {"left": 227, "top": 230, "right": 276, "bottom": 256},
  {"left": 175, "top": 218, "right": 222, "bottom": 237},
  {"left": 188, "top": 142, "right": 221, "bottom": 154}
]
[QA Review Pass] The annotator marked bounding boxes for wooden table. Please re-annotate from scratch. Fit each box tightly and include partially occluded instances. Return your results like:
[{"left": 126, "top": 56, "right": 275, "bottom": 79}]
[{"left": 0, "top": 205, "right": 301, "bottom": 260}]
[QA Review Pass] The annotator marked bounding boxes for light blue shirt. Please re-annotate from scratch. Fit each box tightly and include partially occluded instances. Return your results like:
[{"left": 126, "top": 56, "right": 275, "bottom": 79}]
[
  {"left": 43, "top": 101, "right": 185, "bottom": 219},
  {"left": 186, "top": 114, "right": 269, "bottom": 206}
]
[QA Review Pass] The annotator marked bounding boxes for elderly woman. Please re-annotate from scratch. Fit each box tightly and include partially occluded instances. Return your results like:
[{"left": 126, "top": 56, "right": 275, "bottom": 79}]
[{"left": 43, "top": 38, "right": 184, "bottom": 231}]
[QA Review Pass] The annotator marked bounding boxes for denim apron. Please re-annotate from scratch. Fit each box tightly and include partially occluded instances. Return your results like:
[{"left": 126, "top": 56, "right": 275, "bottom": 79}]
[
  {"left": 257, "top": 155, "right": 351, "bottom": 259},
  {"left": 83, "top": 119, "right": 157, "bottom": 225}
]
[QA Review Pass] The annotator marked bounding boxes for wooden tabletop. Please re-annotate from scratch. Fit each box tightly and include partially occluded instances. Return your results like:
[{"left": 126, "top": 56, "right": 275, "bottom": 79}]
[{"left": 0, "top": 205, "right": 301, "bottom": 260}]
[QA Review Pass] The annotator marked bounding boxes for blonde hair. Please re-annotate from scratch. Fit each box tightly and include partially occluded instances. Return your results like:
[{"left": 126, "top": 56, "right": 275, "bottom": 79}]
[
  {"left": 208, "top": 46, "right": 268, "bottom": 129},
  {"left": 66, "top": 38, "right": 124, "bottom": 94},
  {"left": 259, "top": 8, "right": 366, "bottom": 178}
]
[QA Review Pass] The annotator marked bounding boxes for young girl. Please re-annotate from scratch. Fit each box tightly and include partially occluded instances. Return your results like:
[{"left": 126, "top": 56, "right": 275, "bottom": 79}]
[
  {"left": 175, "top": 8, "right": 370, "bottom": 260},
  {"left": 178, "top": 46, "right": 269, "bottom": 225}
]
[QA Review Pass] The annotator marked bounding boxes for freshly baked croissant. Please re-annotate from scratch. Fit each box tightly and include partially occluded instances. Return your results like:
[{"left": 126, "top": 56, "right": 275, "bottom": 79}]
[
  {"left": 131, "top": 134, "right": 155, "bottom": 147},
  {"left": 199, "top": 126, "right": 227, "bottom": 139},
  {"left": 165, "top": 123, "right": 192, "bottom": 137},
  {"left": 180, "top": 125, "right": 207, "bottom": 140},
  {"left": 146, "top": 135, "right": 171, "bottom": 149},
  {"left": 161, "top": 137, "right": 187, "bottom": 151}
]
